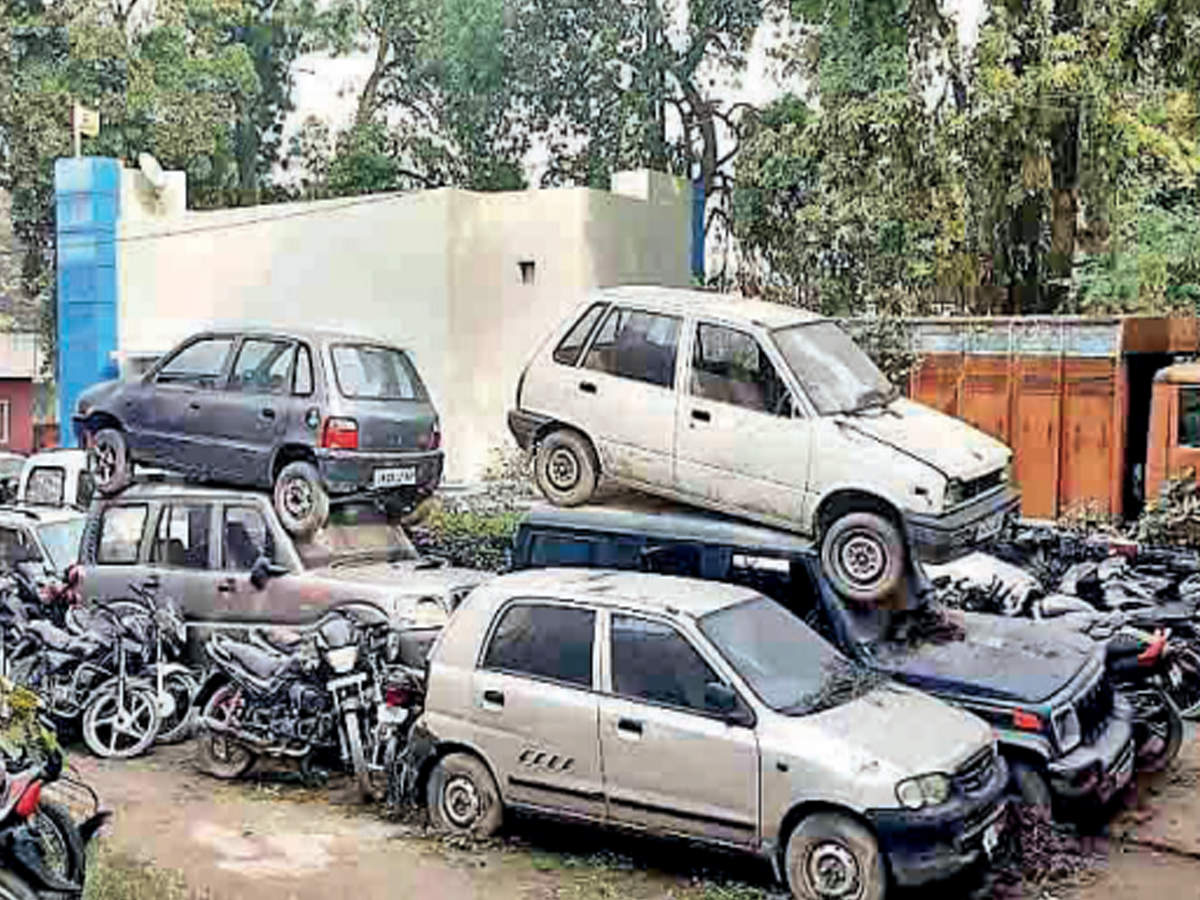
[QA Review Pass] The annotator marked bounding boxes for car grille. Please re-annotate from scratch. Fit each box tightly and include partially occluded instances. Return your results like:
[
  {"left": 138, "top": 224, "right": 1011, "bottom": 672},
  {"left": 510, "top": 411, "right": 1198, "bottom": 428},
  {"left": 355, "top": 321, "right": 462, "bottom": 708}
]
[
  {"left": 963, "top": 798, "right": 1004, "bottom": 838},
  {"left": 1075, "top": 670, "right": 1114, "bottom": 745},
  {"left": 962, "top": 469, "right": 1004, "bottom": 503},
  {"left": 954, "top": 745, "right": 998, "bottom": 796}
]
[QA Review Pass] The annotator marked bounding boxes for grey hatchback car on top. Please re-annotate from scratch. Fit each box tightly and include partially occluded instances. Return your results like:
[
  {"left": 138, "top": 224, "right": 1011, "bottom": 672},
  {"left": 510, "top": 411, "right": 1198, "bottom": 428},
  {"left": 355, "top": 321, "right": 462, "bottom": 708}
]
[{"left": 72, "top": 327, "right": 443, "bottom": 537}]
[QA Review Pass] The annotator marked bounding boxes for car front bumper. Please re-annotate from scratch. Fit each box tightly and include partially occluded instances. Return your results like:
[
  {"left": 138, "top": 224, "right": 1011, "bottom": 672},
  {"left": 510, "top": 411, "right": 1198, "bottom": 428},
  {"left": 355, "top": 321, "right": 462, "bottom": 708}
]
[
  {"left": 867, "top": 757, "right": 1010, "bottom": 887},
  {"left": 315, "top": 448, "right": 443, "bottom": 499},
  {"left": 1046, "top": 693, "right": 1136, "bottom": 803},
  {"left": 906, "top": 487, "right": 1022, "bottom": 565}
]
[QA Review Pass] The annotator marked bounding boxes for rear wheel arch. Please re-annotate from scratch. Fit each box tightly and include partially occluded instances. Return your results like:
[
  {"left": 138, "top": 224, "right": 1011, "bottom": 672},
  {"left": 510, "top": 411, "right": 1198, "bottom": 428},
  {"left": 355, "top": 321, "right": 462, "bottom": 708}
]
[
  {"left": 79, "top": 411, "right": 123, "bottom": 444},
  {"left": 815, "top": 489, "right": 903, "bottom": 538},
  {"left": 271, "top": 443, "right": 319, "bottom": 483}
]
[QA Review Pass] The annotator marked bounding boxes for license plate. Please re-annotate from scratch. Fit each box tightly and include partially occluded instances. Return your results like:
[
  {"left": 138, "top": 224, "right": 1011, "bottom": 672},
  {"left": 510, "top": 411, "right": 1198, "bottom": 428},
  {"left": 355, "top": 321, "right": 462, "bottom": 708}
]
[
  {"left": 373, "top": 467, "right": 416, "bottom": 488},
  {"left": 976, "top": 512, "right": 1005, "bottom": 541},
  {"left": 982, "top": 821, "right": 1000, "bottom": 859}
]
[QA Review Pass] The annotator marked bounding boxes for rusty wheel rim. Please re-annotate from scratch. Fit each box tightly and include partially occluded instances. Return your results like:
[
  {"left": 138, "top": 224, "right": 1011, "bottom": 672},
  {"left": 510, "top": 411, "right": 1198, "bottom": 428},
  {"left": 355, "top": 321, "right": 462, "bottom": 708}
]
[
  {"left": 805, "top": 841, "right": 861, "bottom": 899},
  {"left": 546, "top": 447, "right": 580, "bottom": 492}
]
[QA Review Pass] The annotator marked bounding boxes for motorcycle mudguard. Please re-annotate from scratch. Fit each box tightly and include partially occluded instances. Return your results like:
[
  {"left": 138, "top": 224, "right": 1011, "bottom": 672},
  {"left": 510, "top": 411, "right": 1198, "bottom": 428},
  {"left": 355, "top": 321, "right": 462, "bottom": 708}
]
[
  {"left": 192, "top": 673, "right": 231, "bottom": 710},
  {"left": 78, "top": 810, "right": 113, "bottom": 846}
]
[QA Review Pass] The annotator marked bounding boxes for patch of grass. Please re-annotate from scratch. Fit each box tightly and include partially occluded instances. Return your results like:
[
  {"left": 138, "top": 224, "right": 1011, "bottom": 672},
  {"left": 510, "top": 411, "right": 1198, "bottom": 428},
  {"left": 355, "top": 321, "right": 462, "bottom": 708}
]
[{"left": 83, "top": 846, "right": 198, "bottom": 900}]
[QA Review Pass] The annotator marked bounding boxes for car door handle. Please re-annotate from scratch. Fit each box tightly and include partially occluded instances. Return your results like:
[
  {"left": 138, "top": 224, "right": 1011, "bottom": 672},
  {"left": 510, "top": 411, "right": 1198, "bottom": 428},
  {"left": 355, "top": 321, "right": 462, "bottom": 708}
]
[
  {"left": 579, "top": 381, "right": 597, "bottom": 394},
  {"left": 141, "top": 576, "right": 161, "bottom": 590},
  {"left": 691, "top": 409, "right": 711, "bottom": 422},
  {"left": 617, "top": 717, "right": 643, "bottom": 737},
  {"left": 217, "top": 579, "right": 236, "bottom": 593},
  {"left": 483, "top": 689, "right": 505, "bottom": 707},
  {"left": 260, "top": 408, "right": 276, "bottom": 420},
  {"left": 189, "top": 401, "right": 201, "bottom": 410}
]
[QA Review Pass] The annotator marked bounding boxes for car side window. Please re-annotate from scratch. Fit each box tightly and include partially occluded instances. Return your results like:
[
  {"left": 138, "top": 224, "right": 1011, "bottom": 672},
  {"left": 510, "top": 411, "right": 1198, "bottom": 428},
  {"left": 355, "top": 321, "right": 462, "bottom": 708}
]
[
  {"left": 229, "top": 339, "right": 294, "bottom": 395},
  {"left": 1179, "top": 388, "right": 1200, "bottom": 448},
  {"left": 691, "top": 323, "right": 792, "bottom": 416},
  {"left": 222, "top": 506, "right": 276, "bottom": 570},
  {"left": 611, "top": 614, "right": 724, "bottom": 714},
  {"left": 25, "top": 467, "right": 65, "bottom": 505},
  {"left": 151, "top": 504, "right": 212, "bottom": 569},
  {"left": 156, "top": 338, "right": 235, "bottom": 387},
  {"left": 97, "top": 505, "right": 148, "bottom": 565},
  {"left": 582, "top": 307, "right": 681, "bottom": 389},
  {"left": 482, "top": 602, "right": 595, "bottom": 688},
  {"left": 553, "top": 303, "right": 607, "bottom": 366},
  {"left": 293, "top": 344, "right": 314, "bottom": 396}
]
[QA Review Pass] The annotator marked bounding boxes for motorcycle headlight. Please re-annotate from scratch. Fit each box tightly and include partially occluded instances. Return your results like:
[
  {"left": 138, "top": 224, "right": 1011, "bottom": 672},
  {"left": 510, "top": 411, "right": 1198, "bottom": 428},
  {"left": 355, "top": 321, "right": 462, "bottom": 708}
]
[
  {"left": 944, "top": 478, "right": 965, "bottom": 508},
  {"left": 326, "top": 645, "right": 358, "bottom": 674},
  {"left": 1053, "top": 705, "right": 1082, "bottom": 754},
  {"left": 895, "top": 772, "right": 952, "bottom": 809}
]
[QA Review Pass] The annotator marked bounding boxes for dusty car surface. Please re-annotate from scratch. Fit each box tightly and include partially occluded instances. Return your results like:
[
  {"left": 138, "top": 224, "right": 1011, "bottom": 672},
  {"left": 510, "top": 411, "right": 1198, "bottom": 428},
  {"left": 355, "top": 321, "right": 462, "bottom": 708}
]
[
  {"left": 405, "top": 567, "right": 1008, "bottom": 898},
  {"left": 508, "top": 286, "right": 1020, "bottom": 599},
  {"left": 16, "top": 448, "right": 96, "bottom": 510},
  {"left": 509, "top": 504, "right": 1137, "bottom": 813},
  {"left": 76, "top": 478, "right": 485, "bottom": 657},
  {"left": 0, "top": 505, "right": 88, "bottom": 576},
  {"left": 73, "top": 327, "right": 443, "bottom": 537}
]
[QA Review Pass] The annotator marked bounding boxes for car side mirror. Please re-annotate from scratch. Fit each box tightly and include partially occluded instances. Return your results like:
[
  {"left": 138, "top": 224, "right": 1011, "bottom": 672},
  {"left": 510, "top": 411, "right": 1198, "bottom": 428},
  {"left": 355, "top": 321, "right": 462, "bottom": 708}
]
[{"left": 249, "top": 556, "right": 287, "bottom": 590}]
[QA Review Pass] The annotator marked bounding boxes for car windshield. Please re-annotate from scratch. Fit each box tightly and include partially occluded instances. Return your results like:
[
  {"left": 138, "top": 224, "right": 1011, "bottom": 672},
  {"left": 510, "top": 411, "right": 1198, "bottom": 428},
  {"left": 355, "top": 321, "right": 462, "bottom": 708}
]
[
  {"left": 0, "top": 456, "right": 24, "bottom": 479},
  {"left": 295, "top": 503, "right": 420, "bottom": 568},
  {"left": 331, "top": 344, "right": 426, "bottom": 401},
  {"left": 771, "top": 322, "right": 897, "bottom": 415},
  {"left": 698, "top": 596, "right": 888, "bottom": 715},
  {"left": 37, "top": 519, "right": 87, "bottom": 572}
]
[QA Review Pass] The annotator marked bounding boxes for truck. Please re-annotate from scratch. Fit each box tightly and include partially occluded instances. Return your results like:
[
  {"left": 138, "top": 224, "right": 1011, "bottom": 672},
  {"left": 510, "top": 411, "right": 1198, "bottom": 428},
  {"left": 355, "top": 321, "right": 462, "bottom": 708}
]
[{"left": 905, "top": 315, "right": 1199, "bottom": 522}]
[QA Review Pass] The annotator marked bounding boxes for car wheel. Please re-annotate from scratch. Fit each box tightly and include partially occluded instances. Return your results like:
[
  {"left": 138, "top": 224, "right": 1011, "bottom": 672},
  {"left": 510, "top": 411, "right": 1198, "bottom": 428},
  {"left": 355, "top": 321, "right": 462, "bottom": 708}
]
[
  {"left": 820, "top": 511, "right": 905, "bottom": 604},
  {"left": 274, "top": 461, "right": 330, "bottom": 538},
  {"left": 90, "top": 428, "right": 132, "bottom": 495},
  {"left": 534, "top": 429, "right": 598, "bottom": 507},
  {"left": 784, "top": 812, "right": 885, "bottom": 900},
  {"left": 426, "top": 753, "right": 503, "bottom": 838},
  {"left": 1009, "top": 760, "right": 1053, "bottom": 812}
]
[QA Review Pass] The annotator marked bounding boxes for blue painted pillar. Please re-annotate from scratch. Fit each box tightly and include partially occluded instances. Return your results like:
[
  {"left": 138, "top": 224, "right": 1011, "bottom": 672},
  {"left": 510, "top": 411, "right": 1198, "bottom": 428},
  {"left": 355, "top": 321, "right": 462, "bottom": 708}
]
[
  {"left": 690, "top": 177, "right": 706, "bottom": 282},
  {"left": 54, "top": 157, "right": 121, "bottom": 445}
]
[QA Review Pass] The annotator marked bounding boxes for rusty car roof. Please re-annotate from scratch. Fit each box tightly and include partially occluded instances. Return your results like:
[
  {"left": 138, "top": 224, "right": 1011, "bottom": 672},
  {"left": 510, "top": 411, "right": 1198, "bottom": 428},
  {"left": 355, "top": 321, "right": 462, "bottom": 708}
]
[
  {"left": 478, "top": 567, "right": 760, "bottom": 618},
  {"left": 590, "top": 285, "right": 823, "bottom": 330}
]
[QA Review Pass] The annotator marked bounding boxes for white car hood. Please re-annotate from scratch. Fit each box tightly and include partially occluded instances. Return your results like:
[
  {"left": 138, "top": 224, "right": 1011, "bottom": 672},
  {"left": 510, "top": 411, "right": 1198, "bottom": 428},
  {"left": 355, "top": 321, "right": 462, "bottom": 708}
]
[
  {"left": 834, "top": 398, "right": 1010, "bottom": 481},
  {"left": 806, "top": 683, "right": 992, "bottom": 777}
]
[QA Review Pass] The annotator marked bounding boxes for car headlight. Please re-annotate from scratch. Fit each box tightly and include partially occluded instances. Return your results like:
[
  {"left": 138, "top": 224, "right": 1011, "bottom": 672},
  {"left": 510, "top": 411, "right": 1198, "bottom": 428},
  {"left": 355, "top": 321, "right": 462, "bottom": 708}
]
[
  {"left": 944, "top": 478, "right": 965, "bottom": 507},
  {"left": 895, "top": 772, "right": 952, "bottom": 809},
  {"left": 1053, "top": 705, "right": 1081, "bottom": 754}
]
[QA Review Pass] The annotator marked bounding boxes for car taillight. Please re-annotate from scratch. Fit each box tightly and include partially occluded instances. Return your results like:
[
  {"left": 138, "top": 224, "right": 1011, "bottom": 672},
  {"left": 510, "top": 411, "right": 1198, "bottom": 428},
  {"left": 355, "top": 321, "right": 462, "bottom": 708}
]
[
  {"left": 417, "top": 422, "right": 441, "bottom": 451},
  {"left": 15, "top": 780, "right": 41, "bottom": 819},
  {"left": 321, "top": 418, "right": 358, "bottom": 450},
  {"left": 385, "top": 684, "right": 416, "bottom": 708}
]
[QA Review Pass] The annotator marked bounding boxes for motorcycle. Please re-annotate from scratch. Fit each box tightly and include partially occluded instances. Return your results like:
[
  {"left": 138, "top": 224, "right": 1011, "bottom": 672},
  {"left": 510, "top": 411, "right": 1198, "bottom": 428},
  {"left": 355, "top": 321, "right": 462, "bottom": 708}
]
[{"left": 193, "top": 602, "right": 399, "bottom": 801}]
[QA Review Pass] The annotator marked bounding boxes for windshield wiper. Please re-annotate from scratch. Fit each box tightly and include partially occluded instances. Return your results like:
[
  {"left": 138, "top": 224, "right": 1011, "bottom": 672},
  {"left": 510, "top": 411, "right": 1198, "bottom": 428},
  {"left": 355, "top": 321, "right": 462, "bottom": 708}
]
[{"left": 842, "top": 386, "right": 900, "bottom": 416}]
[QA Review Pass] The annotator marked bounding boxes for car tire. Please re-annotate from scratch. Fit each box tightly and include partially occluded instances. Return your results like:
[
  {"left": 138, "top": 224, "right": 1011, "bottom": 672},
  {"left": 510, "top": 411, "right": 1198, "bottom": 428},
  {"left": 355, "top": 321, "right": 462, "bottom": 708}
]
[
  {"left": 274, "top": 461, "right": 330, "bottom": 539},
  {"left": 91, "top": 428, "right": 132, "bottom": 495},
  {"left": 534, "top": 429, "right": 598, "bottom": 507},
  {"left": 426, "top": 753, "right": 503, "bottom": 838},
  {"left": 1009, "top": 760, "right": 1053, "bottom": 812},
  {"left": 784, "top": 811, "right": 886, "bottom": 900},
  {"left": 820, "top": 511, "right": 906, "bottom": 604}
]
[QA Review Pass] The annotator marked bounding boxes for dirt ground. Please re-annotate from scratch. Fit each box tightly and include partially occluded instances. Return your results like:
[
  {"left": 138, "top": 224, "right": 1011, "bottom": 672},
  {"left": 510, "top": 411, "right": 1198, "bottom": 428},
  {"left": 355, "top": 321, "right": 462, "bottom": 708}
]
[{"left": 57, "top": 731, "right": 1200, "bottom": 900}]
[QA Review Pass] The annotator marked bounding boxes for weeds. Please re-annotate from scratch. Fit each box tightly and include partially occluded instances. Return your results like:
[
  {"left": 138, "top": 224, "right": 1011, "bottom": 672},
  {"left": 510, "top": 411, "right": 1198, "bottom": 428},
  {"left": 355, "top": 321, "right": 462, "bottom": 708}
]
[{"left": 83, "top": 847, "right": 198, "bottom": 900}]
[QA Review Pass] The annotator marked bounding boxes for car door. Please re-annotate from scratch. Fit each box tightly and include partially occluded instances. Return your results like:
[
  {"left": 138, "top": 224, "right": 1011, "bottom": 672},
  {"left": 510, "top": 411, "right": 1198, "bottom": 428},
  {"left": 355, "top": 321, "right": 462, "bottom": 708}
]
[
  {"left": 202, "top": 337, "right": 298, "bottom": 484},
  {"left": 133, "top": 335, "right": 238, "bottom": 470},
  {"left": 598, "top": 611, "right": 759, "bottom": 846},
  {"left": 571, "top": 305, "right": 683, "bottom": 488},
  {"left": 212, "top": 501, "right": 317, "bottom": 625},
  {"left": 142, "top": 501, "right": 224, "bottom": 620},
  {"left": 470, "top": 601, "right": 605, "bottom": 821},
  {"left": 81, "top": 502, "right": 156, "bottom": 605},
  {"left": 675, "top": 321, "right": 814, "bottom": 529}
]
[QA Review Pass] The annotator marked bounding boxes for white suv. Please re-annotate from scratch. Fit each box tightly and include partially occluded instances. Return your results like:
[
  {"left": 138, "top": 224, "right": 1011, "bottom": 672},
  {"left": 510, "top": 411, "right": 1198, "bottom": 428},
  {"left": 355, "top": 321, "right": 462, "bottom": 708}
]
[{"left": 508, "top": 286, "right": 1019, "bottom": 600}]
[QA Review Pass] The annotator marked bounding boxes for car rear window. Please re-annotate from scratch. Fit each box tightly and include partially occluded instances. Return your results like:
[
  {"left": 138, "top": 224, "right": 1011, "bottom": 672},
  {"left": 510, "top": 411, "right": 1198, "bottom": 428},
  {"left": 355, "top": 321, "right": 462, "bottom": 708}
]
[
  {"left": 331, "top": 344, "right": 426, "bottom": 401},
  {"left": 25, "top": 467, "right": 65, "bottom": 505}
]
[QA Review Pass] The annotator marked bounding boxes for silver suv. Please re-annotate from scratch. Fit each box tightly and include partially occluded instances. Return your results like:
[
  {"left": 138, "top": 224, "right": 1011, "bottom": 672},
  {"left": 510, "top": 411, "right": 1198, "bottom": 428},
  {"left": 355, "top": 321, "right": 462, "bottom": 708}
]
[{"left": 406, "top": 568, "right": 1009, "bottom": 899}]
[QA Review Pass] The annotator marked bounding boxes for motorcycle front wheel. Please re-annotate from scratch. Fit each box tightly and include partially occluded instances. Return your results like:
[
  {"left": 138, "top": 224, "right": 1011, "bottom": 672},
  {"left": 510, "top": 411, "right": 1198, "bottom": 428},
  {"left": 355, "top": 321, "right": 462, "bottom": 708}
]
[
  {"left": 195, "top": 684, "right": 256, "bottom": 780},
  {"left": 31, "top": 800, "right": 86, "bottom": 886},
  {"left": 81, "top": 684, "right": 160, "bottom": 759},
  {"left": 1133, "top": 688, "right": 1185, "bottom": 772},
  {"left": 155, "top": 670, "right": 200, "bottom": 745}
]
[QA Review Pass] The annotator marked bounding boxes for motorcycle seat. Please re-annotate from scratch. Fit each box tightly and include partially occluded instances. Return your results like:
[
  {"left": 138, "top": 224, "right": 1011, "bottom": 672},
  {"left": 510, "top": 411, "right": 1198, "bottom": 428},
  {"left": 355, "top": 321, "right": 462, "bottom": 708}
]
[{"left": 221, "top": 640, "right": 290, "bottom": 680}]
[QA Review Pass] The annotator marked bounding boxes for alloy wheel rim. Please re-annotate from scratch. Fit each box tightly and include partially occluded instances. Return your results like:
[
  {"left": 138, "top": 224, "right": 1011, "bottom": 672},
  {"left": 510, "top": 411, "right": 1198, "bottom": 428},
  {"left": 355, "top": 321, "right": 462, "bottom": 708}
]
[
  {"left": 546, "top": 448, "right": 580, "bottom": 491},
  {"left": 442, "top": 775, "right": 482, "bottom": 828},
  {"left": 282, "top": 476, "right": 314, "bottom": 518},
  {"left": 806, "top": 841, "right": 861, "bottom": 899}
]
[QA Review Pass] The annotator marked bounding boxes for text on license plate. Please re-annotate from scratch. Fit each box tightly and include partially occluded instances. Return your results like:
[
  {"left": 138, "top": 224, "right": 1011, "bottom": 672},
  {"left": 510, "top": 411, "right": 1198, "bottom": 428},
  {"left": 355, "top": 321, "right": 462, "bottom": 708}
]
[
  {"left": 374, "top": 467, "right": 416, "bottom": 488},
  {"left": 976, "top": 512, "right": 1005, "bottom": 540}
]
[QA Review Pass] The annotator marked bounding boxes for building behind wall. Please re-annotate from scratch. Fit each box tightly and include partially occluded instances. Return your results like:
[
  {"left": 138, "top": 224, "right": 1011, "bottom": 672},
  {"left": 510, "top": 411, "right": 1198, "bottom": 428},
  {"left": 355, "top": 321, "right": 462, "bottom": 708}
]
[{"left": 55, "top": 162, "right": 692, "bottom": 482}]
